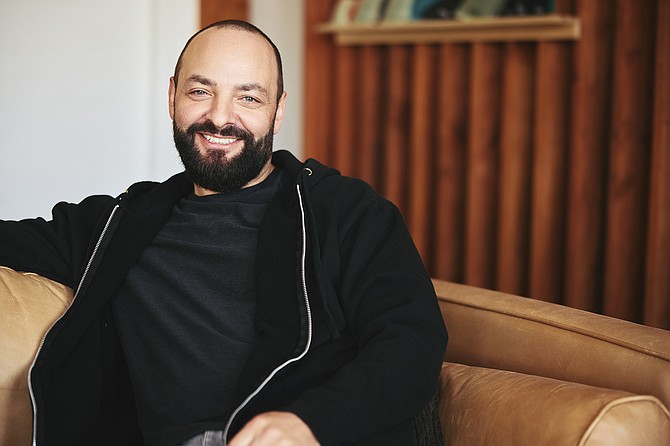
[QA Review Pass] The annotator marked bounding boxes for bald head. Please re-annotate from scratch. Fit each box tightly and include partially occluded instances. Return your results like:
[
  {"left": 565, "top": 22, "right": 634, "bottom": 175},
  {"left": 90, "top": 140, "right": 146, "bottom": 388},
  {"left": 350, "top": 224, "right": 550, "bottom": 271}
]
[{"left": 173, "top": 20, "right": 284, "bottom": 104}]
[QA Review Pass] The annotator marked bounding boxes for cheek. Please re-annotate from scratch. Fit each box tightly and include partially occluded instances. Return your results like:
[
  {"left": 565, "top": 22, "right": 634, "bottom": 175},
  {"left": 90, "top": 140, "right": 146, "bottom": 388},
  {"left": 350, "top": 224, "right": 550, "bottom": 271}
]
[
  {"left": 239, "top": 111, "right": 276, "bottom": 137},
  {"left": 173, "top": 105, "right": 204, "bottom": 129}
]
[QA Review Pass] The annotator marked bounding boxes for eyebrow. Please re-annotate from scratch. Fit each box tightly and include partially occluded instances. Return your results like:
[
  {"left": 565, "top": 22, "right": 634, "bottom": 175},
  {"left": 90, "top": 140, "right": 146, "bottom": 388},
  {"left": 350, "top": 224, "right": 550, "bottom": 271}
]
[
  {"left": 185, "top": 74, "right": 216, "bottom": 87},
  {"left": 237, "top": 83, "right": 270, "bottom": 98}
]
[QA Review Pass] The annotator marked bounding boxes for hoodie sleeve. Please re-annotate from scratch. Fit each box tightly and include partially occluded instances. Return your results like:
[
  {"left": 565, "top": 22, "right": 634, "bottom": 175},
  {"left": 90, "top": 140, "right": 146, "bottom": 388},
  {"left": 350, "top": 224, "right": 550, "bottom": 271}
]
[
  {"left": 286, "top": 178, "right": 448, "bottom": 444},
  {"left": 0, "top": 195, "right": 116, "bottom": 287}
]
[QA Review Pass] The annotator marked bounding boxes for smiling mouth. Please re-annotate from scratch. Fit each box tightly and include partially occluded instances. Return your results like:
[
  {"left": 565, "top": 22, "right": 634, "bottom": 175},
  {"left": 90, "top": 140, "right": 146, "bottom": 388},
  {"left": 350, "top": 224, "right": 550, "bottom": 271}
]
[{"left": 201, "top": 133, "right": 239, "bottom": 145}]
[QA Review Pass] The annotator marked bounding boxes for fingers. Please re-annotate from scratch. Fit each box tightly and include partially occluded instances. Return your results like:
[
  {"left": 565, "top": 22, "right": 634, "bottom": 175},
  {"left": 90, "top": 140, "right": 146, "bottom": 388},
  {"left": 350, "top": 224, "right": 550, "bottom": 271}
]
[{"left": 227, "top": 411, "right": 320, "bottom": 446}]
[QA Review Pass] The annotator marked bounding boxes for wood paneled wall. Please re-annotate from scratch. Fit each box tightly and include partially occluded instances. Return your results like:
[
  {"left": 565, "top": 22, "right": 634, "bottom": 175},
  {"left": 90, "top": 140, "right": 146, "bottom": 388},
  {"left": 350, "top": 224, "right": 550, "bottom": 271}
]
[
  {"left": 201, "top": 0, "right": 248, "bottom": 26},
  {"left": 305, "top": 0, "right": 670, "bottom": 329}
]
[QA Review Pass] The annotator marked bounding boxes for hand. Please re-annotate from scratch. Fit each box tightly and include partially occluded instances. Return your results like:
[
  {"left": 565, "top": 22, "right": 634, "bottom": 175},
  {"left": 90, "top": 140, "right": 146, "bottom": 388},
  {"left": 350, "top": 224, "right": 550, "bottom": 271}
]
[{"left": 228, "top": 411, "right": 320, "bottom": 446}]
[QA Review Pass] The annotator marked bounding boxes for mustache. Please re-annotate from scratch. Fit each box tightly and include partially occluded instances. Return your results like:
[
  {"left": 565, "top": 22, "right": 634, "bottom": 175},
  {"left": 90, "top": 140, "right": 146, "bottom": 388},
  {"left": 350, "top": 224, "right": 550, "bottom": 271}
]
[{"left": 187, "top": 121, "right": 252, "bottom": 140}]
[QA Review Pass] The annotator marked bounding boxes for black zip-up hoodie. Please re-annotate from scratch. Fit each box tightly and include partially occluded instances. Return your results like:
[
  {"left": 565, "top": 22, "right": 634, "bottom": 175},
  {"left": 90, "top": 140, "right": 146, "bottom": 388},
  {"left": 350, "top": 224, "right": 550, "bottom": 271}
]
[{"left": 0, "top": 150, "right": 448, "bottom": 445}]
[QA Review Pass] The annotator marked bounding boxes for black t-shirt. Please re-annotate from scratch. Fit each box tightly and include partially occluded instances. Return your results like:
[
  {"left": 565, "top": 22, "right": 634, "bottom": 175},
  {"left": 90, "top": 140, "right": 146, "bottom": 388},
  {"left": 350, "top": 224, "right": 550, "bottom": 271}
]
[{"left": 111, "top": 168, "right": 284, "bottom": 445}]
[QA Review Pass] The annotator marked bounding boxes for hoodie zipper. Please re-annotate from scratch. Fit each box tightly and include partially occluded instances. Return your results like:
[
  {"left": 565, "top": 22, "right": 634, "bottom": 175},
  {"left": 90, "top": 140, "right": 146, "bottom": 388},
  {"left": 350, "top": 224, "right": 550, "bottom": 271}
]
[
  {"left": 222, "top": 183, "right": 314, "bottom": 444},
  {"left": 28, "top": 204, "right": 121, "bottom": 446}
]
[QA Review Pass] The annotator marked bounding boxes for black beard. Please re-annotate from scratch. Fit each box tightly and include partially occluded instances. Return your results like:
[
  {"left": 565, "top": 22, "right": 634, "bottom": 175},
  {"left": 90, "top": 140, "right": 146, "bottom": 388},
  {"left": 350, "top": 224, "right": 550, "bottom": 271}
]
[{"left": 173, "top": 120, "right": 274, "bottom": 193}]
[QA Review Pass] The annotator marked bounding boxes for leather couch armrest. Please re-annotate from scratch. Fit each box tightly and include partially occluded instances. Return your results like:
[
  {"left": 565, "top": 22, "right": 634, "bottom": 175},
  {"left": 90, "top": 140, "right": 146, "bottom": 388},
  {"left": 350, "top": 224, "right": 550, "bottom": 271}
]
[{"left": 438, "top": 362, "right": 670, "bottom": 446}]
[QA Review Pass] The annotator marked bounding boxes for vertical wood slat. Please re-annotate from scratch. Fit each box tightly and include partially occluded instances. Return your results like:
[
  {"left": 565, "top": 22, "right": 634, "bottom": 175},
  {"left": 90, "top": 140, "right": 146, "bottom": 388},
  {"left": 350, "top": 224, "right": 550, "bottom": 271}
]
[
  {"left": 434, "top": 44, "right": 469, "bottom": 283},
  {"left": 382, "top": 47, "right": 411, "bottom": 214},
  {"left": 529, "top": 42, "right": 572, "bottom": 303},
  {"left": 564, "top": 0, "right": 614, "bottom": 313},
  {"left": 333, "top": 46, "right": 359, "bottom": 177},
  {"left": 357, "top": 46, "right": 383, "bottom": 188},
  {"left": 304, "top": 0, "right": 337, "bottom": 165},
  {"left": 408, "top": 45, "right": 437, "bottom": 262},
  {"left": 464, "top": 43, "right": 502, "bottom": 289},
  {"left": 496, "top": 43, "right": 535, "bottom": 296},
  {"left": 603, "top": 0, "right": 656, "bottom": 322},
  {"left": 645, "top": 0, "right": 670, "bottom": 329}
]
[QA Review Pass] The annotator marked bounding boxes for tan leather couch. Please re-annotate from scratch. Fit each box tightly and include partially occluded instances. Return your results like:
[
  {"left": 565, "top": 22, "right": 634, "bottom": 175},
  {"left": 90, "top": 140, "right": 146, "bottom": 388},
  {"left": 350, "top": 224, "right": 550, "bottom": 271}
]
[
  {"left": 1, "top": 265, "right": 669, "bottom": 445},
  {"left": 435, "top": 280, "right": 670, "bottom": 445}
]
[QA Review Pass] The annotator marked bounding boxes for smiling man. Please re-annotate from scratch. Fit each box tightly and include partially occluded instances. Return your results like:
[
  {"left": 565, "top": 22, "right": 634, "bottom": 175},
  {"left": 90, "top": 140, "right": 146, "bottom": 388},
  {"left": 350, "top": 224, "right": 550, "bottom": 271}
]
[{"left": 0, "top": 20, "right": 448, "bottom": 446}]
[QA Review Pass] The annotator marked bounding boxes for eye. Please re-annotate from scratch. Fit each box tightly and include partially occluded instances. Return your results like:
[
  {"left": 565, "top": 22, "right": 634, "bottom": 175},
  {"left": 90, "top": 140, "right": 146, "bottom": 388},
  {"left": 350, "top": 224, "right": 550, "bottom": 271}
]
[
  {"left": 188, "top": 89, "right": 209, "bottom": 98},
  {"left": 239, "top": 95, "right": 263, "bottom": 108}
]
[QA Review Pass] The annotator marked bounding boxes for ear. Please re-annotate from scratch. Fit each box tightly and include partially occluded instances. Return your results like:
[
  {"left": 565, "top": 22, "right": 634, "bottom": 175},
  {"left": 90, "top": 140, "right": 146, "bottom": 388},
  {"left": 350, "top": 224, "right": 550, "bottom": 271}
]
[
  {"left": 273, "top": 92, "right": 287, "bottom": 135},
  {"left": 168, "top": 77, "right": 176, "bottom": 120}
]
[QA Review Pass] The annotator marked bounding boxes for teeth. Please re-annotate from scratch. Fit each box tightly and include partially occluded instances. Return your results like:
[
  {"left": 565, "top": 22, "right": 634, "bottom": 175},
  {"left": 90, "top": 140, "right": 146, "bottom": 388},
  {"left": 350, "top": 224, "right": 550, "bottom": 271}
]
[{"left": 203, "top": 134, "right": 236, "bottom": 145}]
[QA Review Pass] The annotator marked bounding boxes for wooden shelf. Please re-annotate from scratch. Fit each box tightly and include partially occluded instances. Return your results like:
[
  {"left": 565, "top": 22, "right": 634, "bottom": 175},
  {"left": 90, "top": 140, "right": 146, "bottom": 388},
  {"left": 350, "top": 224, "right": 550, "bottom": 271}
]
[{"left": 318, "top": 15, "right": 580, "bottom": 45}]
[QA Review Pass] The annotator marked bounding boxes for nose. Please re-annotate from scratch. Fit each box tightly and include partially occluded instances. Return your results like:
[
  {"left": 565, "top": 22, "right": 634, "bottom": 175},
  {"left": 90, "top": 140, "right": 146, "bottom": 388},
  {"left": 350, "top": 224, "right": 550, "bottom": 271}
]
[{"left": 206, "top": 96, "right": 236, "bottom": 129}]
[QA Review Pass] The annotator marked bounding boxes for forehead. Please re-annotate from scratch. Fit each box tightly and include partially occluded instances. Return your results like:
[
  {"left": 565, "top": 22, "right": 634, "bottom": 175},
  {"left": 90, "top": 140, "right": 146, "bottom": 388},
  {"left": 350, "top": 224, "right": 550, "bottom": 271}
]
[{"left": 179, "top": 27, "right": 277, "bottom": 89}]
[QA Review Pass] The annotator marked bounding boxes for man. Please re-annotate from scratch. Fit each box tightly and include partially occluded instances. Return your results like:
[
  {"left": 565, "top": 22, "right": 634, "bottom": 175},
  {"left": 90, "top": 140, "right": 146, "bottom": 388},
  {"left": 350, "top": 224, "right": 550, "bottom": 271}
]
[{"left": 0, "top": 20, "right": 447, "bottom": 445}]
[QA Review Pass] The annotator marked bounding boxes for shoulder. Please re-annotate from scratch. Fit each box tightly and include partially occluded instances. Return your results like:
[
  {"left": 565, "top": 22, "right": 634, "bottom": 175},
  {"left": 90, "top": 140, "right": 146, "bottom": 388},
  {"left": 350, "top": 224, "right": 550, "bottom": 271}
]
[
  {"left": 304, "top": 166, "right": 404, "bottom": 244},
  {"left": 302, "top": 159, "right": 382, "bottom": 204},
  {"left": 274, "top": 151, "right": 399, "bottom": 219}
]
